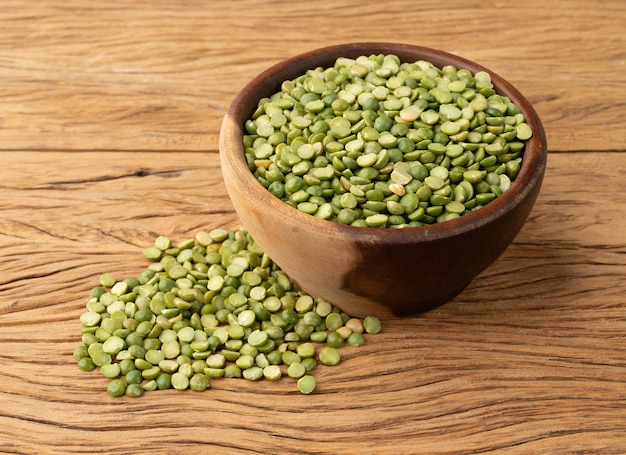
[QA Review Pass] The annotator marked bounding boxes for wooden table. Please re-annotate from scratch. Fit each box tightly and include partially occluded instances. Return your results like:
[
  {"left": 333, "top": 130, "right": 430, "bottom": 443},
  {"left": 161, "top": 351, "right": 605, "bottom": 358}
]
[{"left": 1, "top": 1, "right": 625, "bottom": 453}]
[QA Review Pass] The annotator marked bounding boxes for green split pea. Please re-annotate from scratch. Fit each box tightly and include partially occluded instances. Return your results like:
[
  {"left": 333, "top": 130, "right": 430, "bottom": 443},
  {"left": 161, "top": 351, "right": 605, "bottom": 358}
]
[
  {"left": 75, "top": 228, "right": 382, "bottom": 397},
  {"left": 244, "top": 53, "right": 532, "bottom": 228}
]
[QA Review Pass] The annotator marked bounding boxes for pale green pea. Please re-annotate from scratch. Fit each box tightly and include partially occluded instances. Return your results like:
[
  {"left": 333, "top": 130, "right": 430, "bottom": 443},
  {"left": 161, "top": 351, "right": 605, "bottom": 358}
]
[
  {"left": 249, "top": 285, "right": 266, "bottom": 301},
  {"left": 205, "top": 354, "right": 225, "bottom": 369},
  {"left": 390, "top": 169, "right": 412, "bottom": 185},
  {"left": 485, "top": 142, "right": 504, "bottom": 156},
  {"left": 100, "top": 363, "right": 121, "bottom": 379},
  {"left": 315, "top": 203, "right": 334, "bottom": 220},
  {"left": 256, "top": 123, "right": 275, "bottom": 138},
  {"left": 297, "top": 375, "right": 316, "bottom": 394},
  {"left": 347, "top": 332, "right": 366, "bottom": 347},
  {"left": 171, "top": 372, "right": 189, "bottom": 390},
  {"left": 477, "top": 192, "right": 497, "bottom": 204},
  {"left": 305, "top": 99, "right": 325, "bottom": 113},
  {"left": 142, "top": 366, "right": 161, "bottom": 380},
  {"left": 204, "top": 368, "right": 225, "bottom": 379},
  {"left": 318, "top": 347, "right": 341, "bottom": 366},
  {"left": 438, "top": 212, "right": 461, "bottom": 223},
  {"left": 157, "top": 360, "right": 177, "bottom": 375},
  {"left": 236, "top": 354, "right": 255, "bottom": 370},
  {"left": 92, "top": 351, "right": 112, "bottom": 367},
  {"left": 363, "top": 316, "right": 382, "bottom": 334},
  {"left": 235, "top": 309, "right": 255, "bottom": 327},
  {"left": 282, "top": 350, "right": 301, "bottom": 365},
  {"left": 287, "top": 362, "right": 306, "bottom": 379},
  {"left": 297, "top": 143, "right": 316, "bottom": 160},
  {"left": 80, "top": 311, "right": 101, "bottom": 327},
  {"left": 325, "top": 313, "right": 343, "bottom": 330},
  {"left": 345, "top": 138, "right": 365, "bottom": 153},
  {"left": 294, "top": 295, "right": 314, "bottom": 313},
  {"left": 500, "top": 174, "right": 512, "bottom": 192},
  {"left": 446, "top": 201, "right": 466, "bottom": 214},
  {"left": 463, "top": 169, "right": 486, "bottom": 183},
  {"left": 420, "top": 110, "right": 439, "bottom": 125},
  {"left": 134, "top": 358, "right": 152, "bottom": 371},
  {"left": 348, "top": 185, "right": 365, "bottom": 198},
  {"left": 143, "top": 246, "right": 162, "bottom": 261},
  {"left": 439, "top": 104, "right": 462, "bottom": 121},
  {"left": 224, "top": 364, "right": 242, "bottom": 378},
  {"left": 336, "top": 326, "right": 353, "bottom": 340},
  {"left": 453, "top": 185, "right": 468, "bottom": 202},
  {"left": 247, "top": 329, "right": 269, "bottom": 347},
  {"left": 329, "top": 117, "right": 352, "bottom": 138},
  {"left": 331, "top": 98, "right": 350, "bottom": 111},
  {"left": 430, "top": 165, "right": 449, "bottom": 180},
  {"left": 364, "top": 200, "right": 386, "bottom": 212},
  {"left": 516, "top": 123, "right": 533, "bottom": 140},
  {"left": 440, "top": 121, "right": 461, "bottom": 135},
  {"left": 177, "top": 326, "right": 195, "bottom": 343},
  {"left": 337, "top": 208, "right": 355, "bottom": 225},
  {"left": 378, "top": 131, "right": 397, "bottom": 148},
  {"left": 356, "top": 153, "right": 379, "bottom": 168},
  {"left": 162, "top": 340, "right": 180, "bottom": 359},
  {"left": 263, "top": 365, "right": 282, "bottom": 381},
  {"left": 428, "top": 142, "right": 448, "bottom": 155},
  {"left": 145, "top": 349, "right": 165, "bottom": 365},
  {"left": 254, "top": 143, "right": 273, "bottom": 159},
  {"left": 383, "top": 97, "right": 403, "bottom": 111},
  {"left": 315, "top": 299, "right": 333, "bottom": 318},
  {"left": 102, "top": 336, "right": 125, "bottom": 355},
  {"left": 241, "top": 271, "right": 262, "bottom": 287},
  {"left": 178, "top": 363, "right": 194, "bottom": 378},
  {"left": 448, "top": 79, "right": 466, "bottom": 93},
  {"left": 242, "top": 366, "right": 264, "bottom": 381},
  {"left": 254, "top": 353, "right": 269, "bottom": 368},
  {"left": 399, "top": 107, "right": 419, "bottom": 122},
  {"left": 298, "top": 201, "right": 318, "bottom": 214},
  {"left": 226, "top": 263, "right": 245, "bottom": 278},
  {"left": 189, "top": 373, "right": 210, "bottom": 391},
  {"left": 227, "top": 324, "right": 246, "bottom": 341},
  {"left": 424, "top": 175, "right": 445, "bottom": 191},
  {"left": 291, "top": 116, "right": 312, "bottom": 129},
  {"left": 99, "top": 273, "right": 117, "bottom": 288},
  {"left": 306, "top": 76, "right": 327, "bottom": 94},
  {"left": 361, "top": 126, "right": 380, "bottom": 142},
  {"left": 262, "top": 296, "right": 282, "bottom": 313},
  {"left": 296, "top": 342, "right": 316, "bottom": 359}
]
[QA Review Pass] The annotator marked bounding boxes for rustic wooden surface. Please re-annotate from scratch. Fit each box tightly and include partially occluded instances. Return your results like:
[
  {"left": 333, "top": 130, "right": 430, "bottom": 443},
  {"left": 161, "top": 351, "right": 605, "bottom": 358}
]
[{"left": 1, "top": 1, "right": 625, "bottom": 453}]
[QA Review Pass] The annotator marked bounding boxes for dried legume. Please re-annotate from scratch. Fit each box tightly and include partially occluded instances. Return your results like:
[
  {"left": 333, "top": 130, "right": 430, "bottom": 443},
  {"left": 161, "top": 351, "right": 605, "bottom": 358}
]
[
  {"left": 76, "top": 228, "right": 382, "bottom": 396},
  {"left": 297, "top": 375, "right": 316, "bottom": 394},
  {"left": 244, "top": 54, "right": 532, "bottom": 228}
]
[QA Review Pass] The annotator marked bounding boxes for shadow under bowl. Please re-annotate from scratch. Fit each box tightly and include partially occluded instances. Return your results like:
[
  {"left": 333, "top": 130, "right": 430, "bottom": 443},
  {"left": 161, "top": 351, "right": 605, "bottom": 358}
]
[{"left": 220, "top": 42, "right": 547, "bottom": 318}]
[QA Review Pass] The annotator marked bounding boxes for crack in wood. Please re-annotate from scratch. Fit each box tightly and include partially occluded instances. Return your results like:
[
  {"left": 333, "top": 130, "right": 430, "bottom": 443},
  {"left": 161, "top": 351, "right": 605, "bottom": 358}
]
[{"left": 47, "top": 168, "right": 188, "bottom": 185}]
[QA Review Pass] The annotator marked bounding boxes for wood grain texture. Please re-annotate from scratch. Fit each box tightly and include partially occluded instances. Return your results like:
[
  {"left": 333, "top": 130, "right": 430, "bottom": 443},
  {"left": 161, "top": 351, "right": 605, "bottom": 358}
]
[
  {"left": 1, "top": 1, "right": 625, "bottom": 454},
  {"left": 0, "top": 0, "right": 624, "bottom": 153},
  {"left": 1, "top": 150, "right": 625, "bottom": 454}
]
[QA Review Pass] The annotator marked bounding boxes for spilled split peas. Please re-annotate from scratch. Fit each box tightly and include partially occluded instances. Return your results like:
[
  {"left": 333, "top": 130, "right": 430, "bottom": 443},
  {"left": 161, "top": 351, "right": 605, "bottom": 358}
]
[{"left": 75, "top": 228, "right": 382, "bottom": 396}]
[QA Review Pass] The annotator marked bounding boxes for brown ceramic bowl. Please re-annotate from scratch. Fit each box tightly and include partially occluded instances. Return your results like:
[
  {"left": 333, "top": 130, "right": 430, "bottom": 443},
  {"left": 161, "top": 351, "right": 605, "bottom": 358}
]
[{"left": 219, "top": 42, "right": 547, "bottom": 318}]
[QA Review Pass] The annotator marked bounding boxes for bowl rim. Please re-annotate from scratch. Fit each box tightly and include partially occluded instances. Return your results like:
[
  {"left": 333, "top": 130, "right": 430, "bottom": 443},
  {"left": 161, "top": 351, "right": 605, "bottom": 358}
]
[{"left": 220, "top": 42, "right": 547, "bottom": 244}]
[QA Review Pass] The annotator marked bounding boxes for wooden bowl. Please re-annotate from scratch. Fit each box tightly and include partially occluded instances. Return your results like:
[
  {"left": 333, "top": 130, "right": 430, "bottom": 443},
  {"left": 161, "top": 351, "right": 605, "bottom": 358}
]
[{"left": 219, "top": 42, "right": 547, "bottom": 318}]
